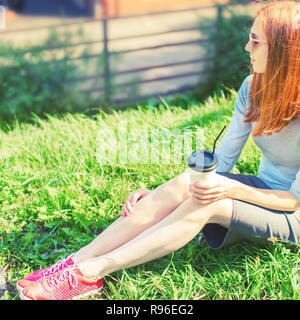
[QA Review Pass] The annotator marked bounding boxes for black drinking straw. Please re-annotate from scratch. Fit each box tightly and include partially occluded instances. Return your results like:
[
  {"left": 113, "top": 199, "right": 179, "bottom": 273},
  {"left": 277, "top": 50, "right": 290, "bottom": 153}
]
[{"left": 212, "top": 125, "right": 227, "bottom": 155}]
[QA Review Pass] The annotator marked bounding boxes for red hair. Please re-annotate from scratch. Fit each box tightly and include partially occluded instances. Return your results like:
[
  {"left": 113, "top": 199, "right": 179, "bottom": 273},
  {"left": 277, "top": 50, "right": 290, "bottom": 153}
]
[{"left": 244, "top": 0, "right": 300, "bottom": 137}]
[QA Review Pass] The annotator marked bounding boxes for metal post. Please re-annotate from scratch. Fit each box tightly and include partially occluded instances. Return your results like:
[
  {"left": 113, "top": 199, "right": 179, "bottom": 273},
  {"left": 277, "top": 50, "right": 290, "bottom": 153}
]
[
  {"left": 215, "top": 4, "right": 223, "bottom": 85},
  {"left": 101, "top": 0, "right": 111, "bottom": 102},
  {"left": 103, "top": 18, "right": 111, "bottom": 101}
]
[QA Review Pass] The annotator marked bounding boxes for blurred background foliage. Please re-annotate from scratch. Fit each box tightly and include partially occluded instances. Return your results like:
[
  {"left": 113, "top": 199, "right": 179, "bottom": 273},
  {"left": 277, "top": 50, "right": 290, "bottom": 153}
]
[
  {"left": 196, "top": 3, "right": 253, "bottom": 101},
  {"left": 0, "top": 2, "right": 255, "bottom": 127}
]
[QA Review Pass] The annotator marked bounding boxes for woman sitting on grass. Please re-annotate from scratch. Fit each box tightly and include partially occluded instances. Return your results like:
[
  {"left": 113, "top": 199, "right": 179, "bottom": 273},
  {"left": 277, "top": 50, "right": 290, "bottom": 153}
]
[{"left": 18, "top": 0, "right": 300, "bottom": 300}]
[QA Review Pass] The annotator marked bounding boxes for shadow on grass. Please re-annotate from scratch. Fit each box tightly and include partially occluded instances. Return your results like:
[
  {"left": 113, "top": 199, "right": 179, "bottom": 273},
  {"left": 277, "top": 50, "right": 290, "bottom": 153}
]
[{"left": 99, "top": 236, "right": 299, "bottom": 300}]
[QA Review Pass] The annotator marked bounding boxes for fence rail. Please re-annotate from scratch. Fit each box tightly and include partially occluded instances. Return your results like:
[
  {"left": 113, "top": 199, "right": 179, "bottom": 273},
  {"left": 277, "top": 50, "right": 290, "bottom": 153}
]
[
  {"left": 0, "top": 4, "right": 214, "bottom": 34},
  {"left": 21, "top": 26, "right": 205, "bottom": 53},
  {"left": 72, "top": 57, "right": 211, "bottom": 82},
  {"left": 112, "top": 84, "right": 201, "bottom": 105},
  {"left": 81, "top": 70, "right": 207, "bottom": 94}
]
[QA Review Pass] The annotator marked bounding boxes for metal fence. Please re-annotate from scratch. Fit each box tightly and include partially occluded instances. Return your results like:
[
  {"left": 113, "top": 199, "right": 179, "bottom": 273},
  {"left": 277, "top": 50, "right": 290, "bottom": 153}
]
[
  {"left": 0, "top": 4, "right": 228, "bottom": 105},
  {"left": 98, "top": 4, "right": 217, "bottom": 104},
  {"left": 97, "top": 4, "right": 224, "bottom": 104}
]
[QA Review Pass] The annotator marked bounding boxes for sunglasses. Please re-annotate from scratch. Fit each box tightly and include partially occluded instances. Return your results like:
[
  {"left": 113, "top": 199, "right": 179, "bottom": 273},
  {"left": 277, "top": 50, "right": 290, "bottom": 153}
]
[{"left": 248, "top": 34, "right": 267, "bottom": 51}]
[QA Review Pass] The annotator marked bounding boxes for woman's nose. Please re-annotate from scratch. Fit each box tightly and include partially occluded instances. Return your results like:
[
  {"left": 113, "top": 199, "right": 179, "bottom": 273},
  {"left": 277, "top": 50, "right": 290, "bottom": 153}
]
[{"left": 245, "top": 40, "right": 250, "bottom": 52}]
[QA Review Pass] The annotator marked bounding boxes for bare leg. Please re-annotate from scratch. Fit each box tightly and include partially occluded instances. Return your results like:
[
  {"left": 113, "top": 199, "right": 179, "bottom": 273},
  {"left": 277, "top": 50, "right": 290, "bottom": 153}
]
[
  {"left": 74, "top": 172, "right": 191, "bottom": 263},
  {"left": 78, "top": 197, "right": 233, "bottom": 280}
]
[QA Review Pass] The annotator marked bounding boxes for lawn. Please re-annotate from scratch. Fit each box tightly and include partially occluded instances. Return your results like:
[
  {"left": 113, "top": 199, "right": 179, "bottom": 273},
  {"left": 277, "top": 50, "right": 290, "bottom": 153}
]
[{"left": 0, "top": 89, "right": 299, "bottom": 300}]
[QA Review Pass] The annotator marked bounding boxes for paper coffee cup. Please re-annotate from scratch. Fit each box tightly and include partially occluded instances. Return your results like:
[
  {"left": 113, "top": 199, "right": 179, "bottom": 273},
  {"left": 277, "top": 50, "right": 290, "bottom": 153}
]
[{"left": 186, "top": 149, "right": 218, "bottom": 184}]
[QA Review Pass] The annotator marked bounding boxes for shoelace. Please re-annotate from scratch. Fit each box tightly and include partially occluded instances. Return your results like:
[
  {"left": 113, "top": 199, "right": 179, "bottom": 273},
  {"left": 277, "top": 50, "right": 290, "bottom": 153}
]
[
  {"left": 45, "top": 264, "right": 79, "bottom": 290},
  {"left": 42, "top": 254, "right": 73, "bottom": 278}
]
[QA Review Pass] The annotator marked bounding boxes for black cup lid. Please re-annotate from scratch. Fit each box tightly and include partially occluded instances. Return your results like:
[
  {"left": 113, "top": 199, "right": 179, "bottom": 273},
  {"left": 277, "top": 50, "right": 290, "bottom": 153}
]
[{"left": 187, "top": 150, "right": 218, "bottom": 172}]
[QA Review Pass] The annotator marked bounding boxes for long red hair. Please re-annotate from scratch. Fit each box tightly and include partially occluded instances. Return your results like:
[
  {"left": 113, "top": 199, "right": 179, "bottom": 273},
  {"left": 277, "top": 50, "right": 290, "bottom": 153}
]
[{"left": 244, "top": 0, "right": 300, "bottom": 137}]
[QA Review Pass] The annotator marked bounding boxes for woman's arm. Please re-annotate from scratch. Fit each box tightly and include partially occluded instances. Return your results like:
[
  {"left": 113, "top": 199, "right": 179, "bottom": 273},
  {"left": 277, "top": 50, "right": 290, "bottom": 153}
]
[
  {"left": 189, "top": 177, "right": 300, "bottom": 212},
  {"left": 214, "top": 75, "right": 253, "bottom": 173},
  {"left": 232, "top": 180, "right": 300, "bottom": 212}
]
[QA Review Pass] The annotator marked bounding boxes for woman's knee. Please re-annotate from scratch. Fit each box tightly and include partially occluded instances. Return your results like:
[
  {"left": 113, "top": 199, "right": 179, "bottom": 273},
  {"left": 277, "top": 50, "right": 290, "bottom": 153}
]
[
  {"left": 162, "top": 171, "right": 190, "bottom": 202},
  {"left": 184, "top": 197, "right": 233, "bottom": 227},
  {"left": 163, "top": 173, "right": 233, "bottom": 227},
  {"left": 208, "top": 198, "right": 234, "bottom": 228}
]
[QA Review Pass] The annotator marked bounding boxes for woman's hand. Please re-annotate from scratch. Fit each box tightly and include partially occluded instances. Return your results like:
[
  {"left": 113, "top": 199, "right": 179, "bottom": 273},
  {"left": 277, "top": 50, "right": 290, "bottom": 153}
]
[
  {"left": 188, "top": 176, "right": 238, "bottom": 205},
  {"left": 120, "top": 189, "right": 151, "bottom": 217}
]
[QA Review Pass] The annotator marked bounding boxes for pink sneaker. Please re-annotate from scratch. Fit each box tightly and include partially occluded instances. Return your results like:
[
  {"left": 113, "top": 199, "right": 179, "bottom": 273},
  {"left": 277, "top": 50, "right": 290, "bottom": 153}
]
[
  {"left": 19, "top": 264, "right": 104, "bottom": 300},
  {"left": 16, "top": 254, "right": 74, "bottom": 291}
]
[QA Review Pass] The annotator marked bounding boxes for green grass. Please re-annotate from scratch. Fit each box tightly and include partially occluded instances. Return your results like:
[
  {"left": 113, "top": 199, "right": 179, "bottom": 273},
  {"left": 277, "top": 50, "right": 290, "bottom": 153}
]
[{"left": 0, "top": 89, "right": 299, "bottom": 300}]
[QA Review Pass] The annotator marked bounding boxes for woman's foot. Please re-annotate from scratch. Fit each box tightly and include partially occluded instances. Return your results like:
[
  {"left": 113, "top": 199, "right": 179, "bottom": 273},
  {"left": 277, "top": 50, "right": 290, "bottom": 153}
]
[
  {"left": 19, "top": 264, "right": 104, "bottom": 300},
  {"left": 16, "top": 254, "right": 75, "bottom": 291}
]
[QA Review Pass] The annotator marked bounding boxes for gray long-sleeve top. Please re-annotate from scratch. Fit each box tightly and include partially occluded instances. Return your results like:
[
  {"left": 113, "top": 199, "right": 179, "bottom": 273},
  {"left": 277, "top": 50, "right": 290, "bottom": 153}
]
[{"left": 215, "top": 75, "right": 300, "bottom": 202}]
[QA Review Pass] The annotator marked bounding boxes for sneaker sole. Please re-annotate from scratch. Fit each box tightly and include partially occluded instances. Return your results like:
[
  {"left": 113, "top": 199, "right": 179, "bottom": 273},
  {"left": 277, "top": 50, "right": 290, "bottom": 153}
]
[
  {"left": 16, "top": 281, "right": 26, "bottom": 292},
  {"left": 16, "top": 280, "right": 36, "bottom": 292},
  {"left": 19, "top": 285, "right": 103, "bottom": 300},
  {"left": 19, "top": 290, "right": 35, "bottom": 300},
  {"left": 72, "top": 287, "right": 103, "bottom": 300}
]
